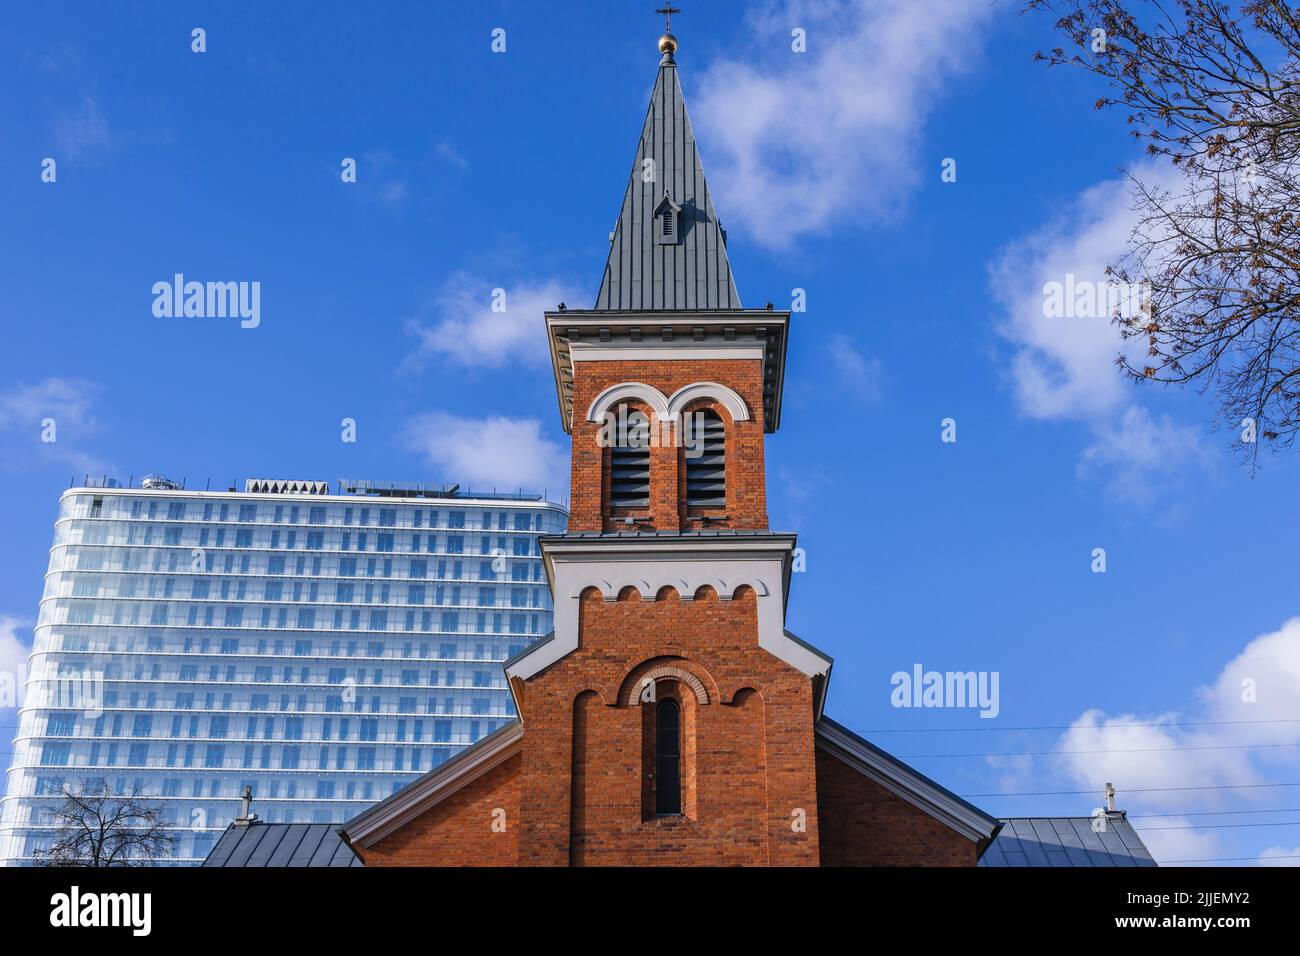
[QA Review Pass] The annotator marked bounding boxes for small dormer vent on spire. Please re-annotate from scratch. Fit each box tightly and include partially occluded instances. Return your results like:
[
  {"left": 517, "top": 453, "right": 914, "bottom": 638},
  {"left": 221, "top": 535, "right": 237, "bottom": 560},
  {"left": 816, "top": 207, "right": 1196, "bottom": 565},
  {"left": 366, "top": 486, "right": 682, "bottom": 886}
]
[{"left": 655, "top": 193, "right": 682, "bottom": 245}]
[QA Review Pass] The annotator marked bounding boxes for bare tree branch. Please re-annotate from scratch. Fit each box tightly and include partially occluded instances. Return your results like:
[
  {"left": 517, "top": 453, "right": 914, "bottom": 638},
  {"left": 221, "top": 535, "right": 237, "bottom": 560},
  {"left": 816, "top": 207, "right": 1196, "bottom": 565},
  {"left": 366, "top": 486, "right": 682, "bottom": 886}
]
[
  {"left": 1027, "top": 0, "right": 1300, "bottom": 468},
  {"left": 37, "top": 778, "right": 174, "bottom": 867}
]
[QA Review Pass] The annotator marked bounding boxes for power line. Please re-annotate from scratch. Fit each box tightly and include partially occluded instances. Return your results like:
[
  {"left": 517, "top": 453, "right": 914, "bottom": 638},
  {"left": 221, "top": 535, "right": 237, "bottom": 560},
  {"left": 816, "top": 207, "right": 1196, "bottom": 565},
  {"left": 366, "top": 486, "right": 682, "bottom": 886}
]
[
  {"left": 1129, "top": 807, "right": 1300, "bottom": 818},
  {"left": 902, "top": 742, "right": 1299, "bottom": 758},
  {"left": 1163, "top": 854, "right": 1300, "bottom": 864},
  {"left": 862, "top": 717, "right": 1300, "bottom": 734},
  {"left": 1141, "top": 821, "right": 1300, "bottom": 831},
  {"left": 962, "top": 782, "right": 1300, "bottom": 797}
]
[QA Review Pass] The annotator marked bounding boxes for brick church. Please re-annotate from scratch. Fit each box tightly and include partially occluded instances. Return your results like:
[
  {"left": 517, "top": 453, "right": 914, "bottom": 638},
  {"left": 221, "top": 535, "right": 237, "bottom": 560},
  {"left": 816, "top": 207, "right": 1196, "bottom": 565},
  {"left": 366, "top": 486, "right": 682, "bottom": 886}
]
[{"left": 339, "top": 27, "right": 1004, "bottom": 867}]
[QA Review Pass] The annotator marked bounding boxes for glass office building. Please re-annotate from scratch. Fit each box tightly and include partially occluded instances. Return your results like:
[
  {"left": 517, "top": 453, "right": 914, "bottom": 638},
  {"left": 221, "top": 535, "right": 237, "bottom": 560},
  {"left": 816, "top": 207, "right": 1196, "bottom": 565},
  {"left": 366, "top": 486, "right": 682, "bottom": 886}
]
[{"left": 0, "top": 478, "right": 566, "bottom": 865}]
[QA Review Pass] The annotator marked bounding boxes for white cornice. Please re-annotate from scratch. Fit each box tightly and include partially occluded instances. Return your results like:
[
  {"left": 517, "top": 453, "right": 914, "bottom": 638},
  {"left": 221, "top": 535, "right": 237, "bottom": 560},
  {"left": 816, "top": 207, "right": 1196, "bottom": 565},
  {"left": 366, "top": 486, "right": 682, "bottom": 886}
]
[
  {"left": 546, "top": 310, "right": 789, "bottom": 435},
  {"left": 570, "top": 343, "right": 765, "bottom": 362}
]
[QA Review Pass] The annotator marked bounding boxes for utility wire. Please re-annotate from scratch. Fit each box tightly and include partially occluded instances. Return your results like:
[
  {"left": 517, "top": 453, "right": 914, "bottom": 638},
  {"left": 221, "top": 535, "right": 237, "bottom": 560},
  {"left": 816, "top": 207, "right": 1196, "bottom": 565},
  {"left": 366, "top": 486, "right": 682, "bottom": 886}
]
[
  {"left": 902, "top": 742, "right": 1299, "bottom": 758},
  {"left": 1163, "top": 854, "right": 1300, "bottom": 864},
  {"left": 962, "top": 782, "right": 1300, "bottom": 797},
  {"left": 860, "top": 717, "right": 1300, "bottom": 734},
  {"left": 1140, "top": 821, "right": 1300, "bottom": 831},
  {"left": 1128, "top": 807, "right": 1300, "bottom": 818}
]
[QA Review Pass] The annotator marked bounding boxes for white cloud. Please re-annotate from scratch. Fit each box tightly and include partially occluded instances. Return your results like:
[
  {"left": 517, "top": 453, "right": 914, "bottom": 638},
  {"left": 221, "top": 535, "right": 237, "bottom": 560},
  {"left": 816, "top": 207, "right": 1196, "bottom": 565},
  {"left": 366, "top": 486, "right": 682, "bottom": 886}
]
[
  {"left": 1047, "top": 617, "right": 1300, "bottom": 864},
  {"left": 0, "top": 377, "right": 97, "bottom": 431},
  {"left": 434, "top": 141, "right": 469, "bottom": 170},
  {"left": 989, "top": 171, "right": 1166, "bottom": 422},
  {"left": 694, "top": 0, "right": 993, "bottom": 246},
  {"left": 404, "top": 272, "right": 583, "bottom": 370},
  {"left": 1132, "top": 816, "right": 1225, "bottom": 868},
  {"left": 988, "top": 164, "right": 1213, "bottom": 504},
  {"left": 379, "top": 181, "right": 408, "bottom": 204},
  {"left": 0, "top": 617, "right": 32, "bottom": 710},
  {"left": 1258, "top": 844, "right": 1300, "bottom": 866},
  {"left": 1077, "top": 405, "right": 1214, "bottom": 507},
  {"left": 53, "top": 97, "right": 111, "bottom": 161},
  {"left": 403, "top": 412, "right": 569, "bottom": 494},
  {"left": 0, "top": 378, "right": 106, "bottom": 473},
  {"left": 827, "top": 334, "right": 883, "bottom": 404},
  {"left": 360, "top": 149, "right": 409, "bottom": 206}
]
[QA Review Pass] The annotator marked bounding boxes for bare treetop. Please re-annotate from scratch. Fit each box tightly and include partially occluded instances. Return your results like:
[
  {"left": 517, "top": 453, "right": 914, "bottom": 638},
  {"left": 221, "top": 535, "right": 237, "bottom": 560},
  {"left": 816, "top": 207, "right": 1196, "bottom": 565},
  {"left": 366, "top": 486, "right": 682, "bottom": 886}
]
[{"left": 1029, "top": 0, "right": 1300, "bottom": 464}]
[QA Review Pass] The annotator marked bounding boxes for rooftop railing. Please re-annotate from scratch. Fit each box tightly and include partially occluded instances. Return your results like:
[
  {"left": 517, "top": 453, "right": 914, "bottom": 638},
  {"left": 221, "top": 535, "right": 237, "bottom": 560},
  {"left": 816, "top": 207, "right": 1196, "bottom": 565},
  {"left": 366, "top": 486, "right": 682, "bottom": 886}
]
[{"left": 68, "top": 475, "right": 569, "bottom": 507}]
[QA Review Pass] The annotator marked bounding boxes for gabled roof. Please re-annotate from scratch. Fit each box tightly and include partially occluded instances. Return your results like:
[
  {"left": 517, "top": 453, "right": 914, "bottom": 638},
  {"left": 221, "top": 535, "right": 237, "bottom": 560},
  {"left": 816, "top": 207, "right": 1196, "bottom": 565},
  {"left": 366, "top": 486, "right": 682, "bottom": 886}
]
[
  {"left": 341, "top": 720, "right": 523, "bottom": 848},
  {"left": 815, "top": 717, "right": 1002, "bottom": 846},
  {"left": 202, "top": 821, "right": 361, "bottom": 867},
  {"left": 596, "top": 46, "right": 740, "bottom": 310},
  {"left": 979, "top": 816, "right": 1158, "bottom": 867}
]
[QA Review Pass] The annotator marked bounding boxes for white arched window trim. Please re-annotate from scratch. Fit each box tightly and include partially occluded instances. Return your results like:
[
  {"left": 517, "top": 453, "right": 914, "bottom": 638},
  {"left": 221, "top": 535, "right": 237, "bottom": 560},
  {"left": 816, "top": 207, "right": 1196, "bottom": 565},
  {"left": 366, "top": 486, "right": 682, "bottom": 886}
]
[
  {"left": 667, "top": 382, "right": 750, "bottom": 422},
  {"left": 586, "top": 382, "right": 670, "bottom": 424},
  {"left": 586, "top": 381, "right": 750, "bottom": 426}
]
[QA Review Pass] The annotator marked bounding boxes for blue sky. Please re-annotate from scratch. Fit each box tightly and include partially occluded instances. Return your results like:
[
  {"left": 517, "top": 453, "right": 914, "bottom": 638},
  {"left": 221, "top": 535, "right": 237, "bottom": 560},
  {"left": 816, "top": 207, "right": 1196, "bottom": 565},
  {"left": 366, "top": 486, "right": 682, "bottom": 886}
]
[{"left": 2, "top": 0, "right": 1298, "bottom": 866}]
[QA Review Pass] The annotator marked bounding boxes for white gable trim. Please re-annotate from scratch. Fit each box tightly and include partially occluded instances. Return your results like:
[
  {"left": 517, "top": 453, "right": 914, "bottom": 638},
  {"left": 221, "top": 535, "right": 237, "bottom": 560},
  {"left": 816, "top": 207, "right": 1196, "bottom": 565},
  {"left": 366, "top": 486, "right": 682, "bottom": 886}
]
[
  {"left": 342, "top": 721, "right": 523, "bottom": 848},
  {"left": 815, "top": 718, "right": 1000, "bottom": 844}
]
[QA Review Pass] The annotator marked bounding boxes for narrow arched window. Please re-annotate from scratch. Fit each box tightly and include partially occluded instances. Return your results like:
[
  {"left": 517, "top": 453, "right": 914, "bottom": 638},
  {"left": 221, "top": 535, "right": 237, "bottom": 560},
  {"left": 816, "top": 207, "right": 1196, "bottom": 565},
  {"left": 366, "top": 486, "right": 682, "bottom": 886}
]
[
  {"left": 684, "top": 409, "right": 726, "bottom": 507},
  {"left": 655, "top": 698, "right": 682, "bottom": 815},
  {"left": 609, "top": 408, "right": 650, "bottom": 508}
]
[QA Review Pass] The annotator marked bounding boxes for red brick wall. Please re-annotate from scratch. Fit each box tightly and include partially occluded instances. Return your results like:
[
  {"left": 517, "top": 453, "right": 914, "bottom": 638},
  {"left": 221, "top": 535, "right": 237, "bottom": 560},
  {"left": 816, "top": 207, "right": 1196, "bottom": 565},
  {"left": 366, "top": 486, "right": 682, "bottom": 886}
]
[
  {"left": 570, "top": 359, "right": 768, "bottom": 532},
  {"left": 515, "top": 586, "right": 819, "bottom": 866},
  {"left": 815, "top": 749, "right": 979, "bottom": 866},
  {"left": 353, "top": 751, "right": 521, "bottom": 866}
]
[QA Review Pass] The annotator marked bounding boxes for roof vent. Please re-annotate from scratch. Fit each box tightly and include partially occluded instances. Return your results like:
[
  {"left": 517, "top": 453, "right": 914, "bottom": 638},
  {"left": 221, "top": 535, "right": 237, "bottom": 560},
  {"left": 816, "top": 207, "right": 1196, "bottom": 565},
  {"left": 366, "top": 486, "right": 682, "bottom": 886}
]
[{"left": 654, "top": 193, "right": 682, "bottom": 245}]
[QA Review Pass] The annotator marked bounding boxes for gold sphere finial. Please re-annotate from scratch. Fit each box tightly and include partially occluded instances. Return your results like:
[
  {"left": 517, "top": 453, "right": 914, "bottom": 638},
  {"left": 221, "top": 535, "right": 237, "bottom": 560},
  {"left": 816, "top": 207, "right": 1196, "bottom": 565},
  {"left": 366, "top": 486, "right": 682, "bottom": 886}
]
[{"left": 655, "top": 5, "right": 681, "bottom": 55}]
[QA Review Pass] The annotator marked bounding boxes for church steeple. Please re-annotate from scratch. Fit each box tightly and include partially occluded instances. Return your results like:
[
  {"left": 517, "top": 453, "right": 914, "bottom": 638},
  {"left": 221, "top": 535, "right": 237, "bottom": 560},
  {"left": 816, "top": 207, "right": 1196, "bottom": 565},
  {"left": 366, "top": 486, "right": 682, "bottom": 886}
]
[{"left": 595, "top": 30, "right": 740, "bottom": 310}]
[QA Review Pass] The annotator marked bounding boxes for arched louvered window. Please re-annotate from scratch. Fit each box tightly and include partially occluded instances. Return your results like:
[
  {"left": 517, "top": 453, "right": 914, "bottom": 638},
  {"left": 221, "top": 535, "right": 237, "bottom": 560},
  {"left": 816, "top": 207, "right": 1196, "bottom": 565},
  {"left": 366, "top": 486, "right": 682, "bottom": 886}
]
[
  {"left": 684, "top": 408, "right": 726, "bottom": 507},
  {"left": 609, "top": 409, "right": 650, "bottom": 509},
  {"left": 655, "top": 698, "right": 682, "bottom": 815},
  {"left": 661, "top": 208, "right": 674, "bottom": 237}
]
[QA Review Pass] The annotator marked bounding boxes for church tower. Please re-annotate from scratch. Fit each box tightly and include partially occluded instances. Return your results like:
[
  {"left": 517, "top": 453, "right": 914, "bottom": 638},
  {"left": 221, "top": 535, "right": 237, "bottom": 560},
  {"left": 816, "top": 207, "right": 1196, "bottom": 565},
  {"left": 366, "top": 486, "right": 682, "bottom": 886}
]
[
  {"left": 511, "top": 26, "right": 832, "bottom": 865},
  {"left": 340, "top": 26, "right": 1000, "bottom": 868}
]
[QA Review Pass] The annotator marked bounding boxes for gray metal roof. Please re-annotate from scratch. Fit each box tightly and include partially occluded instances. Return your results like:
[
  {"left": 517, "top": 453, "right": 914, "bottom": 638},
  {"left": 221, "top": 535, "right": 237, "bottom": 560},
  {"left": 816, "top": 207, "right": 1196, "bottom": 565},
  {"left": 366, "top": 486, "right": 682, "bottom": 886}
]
[
  {"left": 596, "top": 48, "right": 740, "bottom": 310},
  {"left": 979, "top": 816, "right": 1158, "bottom": 867},
  {"left": 201, "top": 822, "right": 362, "bottom": 867}
]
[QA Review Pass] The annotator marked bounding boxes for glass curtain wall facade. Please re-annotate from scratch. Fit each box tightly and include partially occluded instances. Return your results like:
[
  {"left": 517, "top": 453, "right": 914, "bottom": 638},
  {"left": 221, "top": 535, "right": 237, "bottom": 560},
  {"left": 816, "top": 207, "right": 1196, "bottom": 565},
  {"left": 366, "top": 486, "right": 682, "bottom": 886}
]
[{"left": 0, "top": 484, "right": 566, "bottom": 865}]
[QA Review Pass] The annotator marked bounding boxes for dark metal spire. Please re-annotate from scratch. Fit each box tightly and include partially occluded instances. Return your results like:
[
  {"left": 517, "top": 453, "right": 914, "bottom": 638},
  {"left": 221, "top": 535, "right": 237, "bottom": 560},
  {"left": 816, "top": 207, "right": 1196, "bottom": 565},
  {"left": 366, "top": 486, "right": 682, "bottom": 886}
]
[{"left": 595, "top": 32, "right": 741, "bottom": 311}]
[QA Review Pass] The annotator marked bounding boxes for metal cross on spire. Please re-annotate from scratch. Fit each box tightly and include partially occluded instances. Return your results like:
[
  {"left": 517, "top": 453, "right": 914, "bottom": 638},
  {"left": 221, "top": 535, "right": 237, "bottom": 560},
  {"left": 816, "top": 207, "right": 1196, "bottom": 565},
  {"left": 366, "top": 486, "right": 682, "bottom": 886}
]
[{"left": 655, "top": 5, "right": 681, "bottom": 33}]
